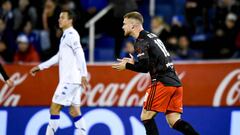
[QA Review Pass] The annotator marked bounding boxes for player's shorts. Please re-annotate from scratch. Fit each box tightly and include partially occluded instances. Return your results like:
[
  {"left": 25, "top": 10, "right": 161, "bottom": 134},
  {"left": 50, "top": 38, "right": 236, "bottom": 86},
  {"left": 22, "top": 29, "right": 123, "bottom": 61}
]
[
  {"left": 143, "top": 82, "right": 183, "bottom": 113},
  {"left": 52, "top": 83, "right": 82, "bottom": 106}
]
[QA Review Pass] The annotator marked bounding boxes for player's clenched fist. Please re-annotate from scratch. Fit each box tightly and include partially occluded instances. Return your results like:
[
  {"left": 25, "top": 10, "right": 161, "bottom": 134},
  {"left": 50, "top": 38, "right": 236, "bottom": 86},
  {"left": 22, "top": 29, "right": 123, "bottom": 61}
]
[{"left": 30, "top": 66, "right": 40, "bottom": 76}]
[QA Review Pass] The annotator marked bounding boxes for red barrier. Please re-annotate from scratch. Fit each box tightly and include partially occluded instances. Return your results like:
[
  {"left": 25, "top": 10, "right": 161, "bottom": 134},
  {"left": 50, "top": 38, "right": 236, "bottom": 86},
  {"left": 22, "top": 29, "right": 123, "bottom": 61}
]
[{"left": 0, "top": 60, "right": 240, "bottom": 107}]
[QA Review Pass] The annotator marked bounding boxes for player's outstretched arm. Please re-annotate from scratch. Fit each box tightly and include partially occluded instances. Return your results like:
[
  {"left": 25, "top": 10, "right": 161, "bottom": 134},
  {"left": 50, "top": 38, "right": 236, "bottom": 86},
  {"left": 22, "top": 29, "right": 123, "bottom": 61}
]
[
  {"left": 112, "top": 59, "right": 127, "bottom": 71},
  {"left": 0, "top": 64, "right": 14, "bottom": 87},
  {"left": 112, "top": 54, "right": 134, "bottom": 71},
  {"left": 0, "top": 64, "right": 10, "bottom": 80},
  {"left": 30, "top": 52, "right": 59, "bottom": 77},
  {"left": 125, "top": 45, "right": 150, "bottom": 73},
  {"left": 119, "top": 53, "right": 135, "bottom": 64}
]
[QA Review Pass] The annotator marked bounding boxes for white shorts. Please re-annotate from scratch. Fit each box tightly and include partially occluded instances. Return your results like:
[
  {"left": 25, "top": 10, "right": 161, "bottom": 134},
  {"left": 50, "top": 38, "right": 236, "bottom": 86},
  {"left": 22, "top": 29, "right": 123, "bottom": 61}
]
[{"left": 52, "top": 83, "right": 82, "bottom": 106}]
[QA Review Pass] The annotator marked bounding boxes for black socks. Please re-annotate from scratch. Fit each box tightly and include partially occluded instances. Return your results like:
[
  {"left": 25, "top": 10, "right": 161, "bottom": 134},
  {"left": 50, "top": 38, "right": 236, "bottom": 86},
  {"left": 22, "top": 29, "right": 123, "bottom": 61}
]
[
  {"left": 173, "top": 119, "right": 199, "bottom": 135},
  {"left": 143, "top": 119, "right": 159, "bottom": 135},
  {"left": 142, "top": 118, "right": 199, "bottom": 135}
]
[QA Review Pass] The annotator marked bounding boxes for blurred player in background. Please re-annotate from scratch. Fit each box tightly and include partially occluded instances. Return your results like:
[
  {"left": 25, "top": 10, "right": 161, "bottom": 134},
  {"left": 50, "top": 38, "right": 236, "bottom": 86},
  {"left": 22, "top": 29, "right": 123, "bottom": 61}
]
[
  {"left": 0, "top": 64, "right": 13, "bottom": 86},
  {"left": 112, "top": 11, "right": 199, "bottom": 135},
  {"left": 30, "top": 10, "right": 88, "bottom": 135}
]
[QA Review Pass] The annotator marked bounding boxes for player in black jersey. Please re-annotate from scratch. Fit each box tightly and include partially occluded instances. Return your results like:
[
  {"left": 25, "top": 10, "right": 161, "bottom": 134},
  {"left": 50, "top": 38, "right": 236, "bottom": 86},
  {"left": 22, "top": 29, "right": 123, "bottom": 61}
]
[
  {"left": 0, "top": 64, "right": 13, "bottom": 86},
  {"left": 112, "top": 11, "right": 199, "bottom": 135}
]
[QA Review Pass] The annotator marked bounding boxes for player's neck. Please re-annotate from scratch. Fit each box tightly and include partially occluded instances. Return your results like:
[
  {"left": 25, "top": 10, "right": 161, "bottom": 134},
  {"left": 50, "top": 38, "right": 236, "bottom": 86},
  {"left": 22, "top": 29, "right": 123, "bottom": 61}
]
[
  {"left": 62, "top": 25, "right": 72, "bottom": 31},
  {"left": 132, "top": 27, "right": 144, "bottom": 39}
]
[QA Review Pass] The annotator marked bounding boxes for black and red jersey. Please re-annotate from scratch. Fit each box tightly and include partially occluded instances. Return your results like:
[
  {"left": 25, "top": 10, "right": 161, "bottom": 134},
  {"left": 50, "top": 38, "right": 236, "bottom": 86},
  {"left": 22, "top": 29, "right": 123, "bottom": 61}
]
[{"left": 126, "top": 30, "right": 181, "bottom": 86}]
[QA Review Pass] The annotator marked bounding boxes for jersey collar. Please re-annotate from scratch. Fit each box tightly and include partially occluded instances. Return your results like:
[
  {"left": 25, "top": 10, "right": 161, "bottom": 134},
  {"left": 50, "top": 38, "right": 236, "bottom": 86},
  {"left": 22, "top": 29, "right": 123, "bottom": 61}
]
[
  {"left": 137, "top": 30, "right": 147, "bottom": 40},
  {"left": 63, "top": 26, "right": 73, "bottom": 34}
]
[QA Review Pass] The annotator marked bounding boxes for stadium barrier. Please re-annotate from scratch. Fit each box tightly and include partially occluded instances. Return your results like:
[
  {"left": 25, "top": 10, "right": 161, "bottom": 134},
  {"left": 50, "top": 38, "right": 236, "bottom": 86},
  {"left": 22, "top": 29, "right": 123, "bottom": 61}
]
[
  {"left": 0, "top": 60, "right": 240, "bottom": 135},
  {"left": 0, "top": 60, "right": 240, "bottom": 107}
]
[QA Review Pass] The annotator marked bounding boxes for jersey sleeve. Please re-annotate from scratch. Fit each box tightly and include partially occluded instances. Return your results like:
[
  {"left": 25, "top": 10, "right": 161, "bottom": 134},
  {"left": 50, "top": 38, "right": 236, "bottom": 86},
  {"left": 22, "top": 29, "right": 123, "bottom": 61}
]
[
  {"left": 38, "top": 52, "right": 59, "bottom": 70},
  {"left": 69, "top": 33, "right": 88, "bottom": 77},
  {"left": 0, "top": 64, "right": 9, "bottom": 81},
  {"left": 126, "top": 42, "right": 149, "bottom": 73}
]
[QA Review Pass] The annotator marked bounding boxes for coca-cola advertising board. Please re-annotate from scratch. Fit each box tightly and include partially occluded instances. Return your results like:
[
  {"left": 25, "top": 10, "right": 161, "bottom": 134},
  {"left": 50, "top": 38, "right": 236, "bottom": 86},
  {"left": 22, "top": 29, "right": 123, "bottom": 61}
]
[{"left": 0, "top": 60, "right": 240, "bottom": 107}]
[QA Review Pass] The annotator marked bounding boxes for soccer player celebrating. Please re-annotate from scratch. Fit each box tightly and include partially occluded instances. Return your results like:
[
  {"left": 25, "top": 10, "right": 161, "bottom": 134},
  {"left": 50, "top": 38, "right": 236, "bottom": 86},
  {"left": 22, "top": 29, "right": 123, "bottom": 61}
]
[
  {"left": 30, "top": 10, "right": 88, "bottom": 135},
  {"left": 112, "top": 11, "right": 199, "bottom": 135}
]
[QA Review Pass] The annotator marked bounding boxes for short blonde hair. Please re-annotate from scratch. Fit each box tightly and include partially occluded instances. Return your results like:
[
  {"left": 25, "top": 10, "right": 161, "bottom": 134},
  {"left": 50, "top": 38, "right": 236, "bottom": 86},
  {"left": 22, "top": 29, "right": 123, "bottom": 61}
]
[{"left": 124, "top": 11, "right": 144, "bottom": 24}]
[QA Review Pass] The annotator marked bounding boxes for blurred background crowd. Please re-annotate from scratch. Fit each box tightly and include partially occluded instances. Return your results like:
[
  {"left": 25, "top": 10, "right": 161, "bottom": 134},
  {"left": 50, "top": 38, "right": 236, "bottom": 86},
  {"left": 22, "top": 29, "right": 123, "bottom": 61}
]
[{"left": 0, "top": 0, "right": 239, "bottom": 63}]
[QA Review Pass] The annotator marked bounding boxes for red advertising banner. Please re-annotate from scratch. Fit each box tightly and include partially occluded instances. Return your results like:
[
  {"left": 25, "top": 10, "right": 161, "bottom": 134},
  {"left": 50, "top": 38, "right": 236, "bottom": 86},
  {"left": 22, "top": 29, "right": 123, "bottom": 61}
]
[{"left": 0, "top": 60, "right": 240, "bottom": 107}]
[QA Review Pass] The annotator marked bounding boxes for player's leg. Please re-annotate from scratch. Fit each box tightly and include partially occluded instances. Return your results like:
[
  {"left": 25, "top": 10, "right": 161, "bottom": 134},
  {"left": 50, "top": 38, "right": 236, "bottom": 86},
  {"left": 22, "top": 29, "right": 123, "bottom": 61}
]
[
  {"left": 46, "top": 102, "right": 62, "bottom": 135},
  {"left": 141, "top": 108, "right": 159, "bottom": 135},
  {"left": 142, "top": 82, "right": 177, "bottom": 135},
  {"left": 165, "top": 111, "right": 181, "bottom": 127},
  {"left": 141, "top": 82, "right": 163, "bottom": 135},
  {"left": 69, "top": 85, "right": 86, "bottom": 135},
  {"left": 166, "top": 86, "right": 199, "bottom": 135},
  {"left": 165, "top": 112, "right": 199, "bottom": 135},
  {"left": 69, "top": 105, "right": 86, "bottom": 135},
  {"left": 46, "top": 83, "right": 68, "bottom": 135}
]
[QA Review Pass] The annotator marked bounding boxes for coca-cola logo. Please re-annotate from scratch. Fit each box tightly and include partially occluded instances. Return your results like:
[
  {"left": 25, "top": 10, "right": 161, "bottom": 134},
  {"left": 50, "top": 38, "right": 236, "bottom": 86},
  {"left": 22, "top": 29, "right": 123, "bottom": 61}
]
[
  {"left": 81, "top": 73, "right": 150, "bottom": 106},
  {"left": 0, "top": 72, "right": 28, "bottom": 106},
  {"left": 213, "top": 69, "right": 240, "bottom": 107}
]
